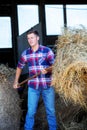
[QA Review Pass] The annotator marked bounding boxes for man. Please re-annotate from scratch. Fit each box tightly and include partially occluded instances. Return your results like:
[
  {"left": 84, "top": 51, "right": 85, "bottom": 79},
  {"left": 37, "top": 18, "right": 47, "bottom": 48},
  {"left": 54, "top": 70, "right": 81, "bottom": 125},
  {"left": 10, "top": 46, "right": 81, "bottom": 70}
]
[{"left": 13, "top": 29, "right": 57, "bottom": 130}]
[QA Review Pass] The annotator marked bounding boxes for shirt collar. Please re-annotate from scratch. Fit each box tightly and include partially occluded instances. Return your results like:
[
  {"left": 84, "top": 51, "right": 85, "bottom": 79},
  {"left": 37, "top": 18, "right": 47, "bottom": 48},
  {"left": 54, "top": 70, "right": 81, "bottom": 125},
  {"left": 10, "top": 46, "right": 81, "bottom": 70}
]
[{"left": 30, "top": 44, "right": 41, "bottom": 53}]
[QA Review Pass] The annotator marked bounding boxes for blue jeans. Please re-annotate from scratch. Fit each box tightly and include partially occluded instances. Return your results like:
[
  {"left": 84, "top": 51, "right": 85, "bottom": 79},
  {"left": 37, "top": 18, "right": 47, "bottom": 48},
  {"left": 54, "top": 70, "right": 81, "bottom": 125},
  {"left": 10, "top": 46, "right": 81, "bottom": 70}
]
[{"left": 24, "top": 87, "right": 57, "bottom": 130}]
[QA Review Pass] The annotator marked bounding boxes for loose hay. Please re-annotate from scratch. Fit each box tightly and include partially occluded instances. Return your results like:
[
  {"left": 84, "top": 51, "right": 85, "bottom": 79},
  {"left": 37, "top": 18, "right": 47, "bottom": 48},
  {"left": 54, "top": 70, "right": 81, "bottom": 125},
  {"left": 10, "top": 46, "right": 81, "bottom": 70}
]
[
  {"left": 0, "top": 64, "right": 21, "bottom": 130},
  {"left": 52, "top": 26, "right": 87, "bottom": 109}
]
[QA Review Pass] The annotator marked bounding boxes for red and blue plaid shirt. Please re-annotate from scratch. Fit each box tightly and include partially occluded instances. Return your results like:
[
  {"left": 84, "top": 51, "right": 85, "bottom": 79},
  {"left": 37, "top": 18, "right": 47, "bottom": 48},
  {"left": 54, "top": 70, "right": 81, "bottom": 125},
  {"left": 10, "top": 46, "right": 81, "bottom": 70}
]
[{"left": 17, "top": 45, "right": 55, "bottom": 89}]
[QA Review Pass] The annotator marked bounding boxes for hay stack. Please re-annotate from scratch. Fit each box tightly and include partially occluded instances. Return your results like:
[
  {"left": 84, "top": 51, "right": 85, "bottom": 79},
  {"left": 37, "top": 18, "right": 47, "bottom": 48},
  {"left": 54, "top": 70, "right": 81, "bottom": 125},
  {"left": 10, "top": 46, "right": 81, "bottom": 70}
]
[
  {"left": 0, "top": 64, "right": 21, "bottom": 130},
  {"left": 52, "top": 26, "right": 87, "bottom": 109}
]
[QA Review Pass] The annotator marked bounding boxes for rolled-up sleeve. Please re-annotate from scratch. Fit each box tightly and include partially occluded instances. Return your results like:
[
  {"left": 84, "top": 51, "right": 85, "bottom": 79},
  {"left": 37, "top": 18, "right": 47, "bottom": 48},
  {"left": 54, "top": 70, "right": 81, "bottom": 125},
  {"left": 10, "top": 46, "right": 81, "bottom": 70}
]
[
  {"left": 47, "top": 49, "right": 55, "bottom": 65},
  {"left": 17, "top": 51, "right": 27, "bottom": 69}
]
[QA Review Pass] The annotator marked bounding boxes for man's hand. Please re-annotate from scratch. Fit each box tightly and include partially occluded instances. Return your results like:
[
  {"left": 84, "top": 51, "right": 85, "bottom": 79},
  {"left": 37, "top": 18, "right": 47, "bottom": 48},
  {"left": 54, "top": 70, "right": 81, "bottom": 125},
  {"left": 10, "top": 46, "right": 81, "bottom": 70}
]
[
  {"left": 13, "top": 81, "right": 20, "bottom": 89},
  {"left": 41, "top": 69, "right": 48, "bottom": 74},
  {"left": 41, "top": 66, "right": 53, "bottom": 74}
]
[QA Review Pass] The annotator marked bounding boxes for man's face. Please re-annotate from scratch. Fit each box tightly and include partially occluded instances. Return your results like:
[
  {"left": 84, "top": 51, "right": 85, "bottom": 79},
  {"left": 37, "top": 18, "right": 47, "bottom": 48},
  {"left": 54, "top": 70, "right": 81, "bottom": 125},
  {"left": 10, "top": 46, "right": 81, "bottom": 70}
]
[{"left": 27, "top": 33, "right": 39, "bottom": 47}]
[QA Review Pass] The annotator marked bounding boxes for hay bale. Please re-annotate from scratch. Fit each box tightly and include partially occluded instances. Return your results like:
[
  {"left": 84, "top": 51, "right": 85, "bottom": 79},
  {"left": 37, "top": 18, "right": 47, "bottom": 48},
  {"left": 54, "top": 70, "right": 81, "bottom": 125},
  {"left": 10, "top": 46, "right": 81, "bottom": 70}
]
[
  {"left": 0, "top": 64, "right": 21, "bottom": 130},
  {"left": 55, "top": 95, "right": 87, "bottom": 130},
  {"left": 52, "top": 26, "right": 87, "bottom": 109}
]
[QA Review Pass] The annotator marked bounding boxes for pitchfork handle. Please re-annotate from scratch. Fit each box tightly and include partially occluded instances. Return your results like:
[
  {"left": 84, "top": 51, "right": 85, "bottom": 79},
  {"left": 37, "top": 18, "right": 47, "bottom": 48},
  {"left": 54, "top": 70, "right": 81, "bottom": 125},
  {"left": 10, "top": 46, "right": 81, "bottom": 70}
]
[{"left": 18, "top": 66, "right": 53, "bottom": 86}]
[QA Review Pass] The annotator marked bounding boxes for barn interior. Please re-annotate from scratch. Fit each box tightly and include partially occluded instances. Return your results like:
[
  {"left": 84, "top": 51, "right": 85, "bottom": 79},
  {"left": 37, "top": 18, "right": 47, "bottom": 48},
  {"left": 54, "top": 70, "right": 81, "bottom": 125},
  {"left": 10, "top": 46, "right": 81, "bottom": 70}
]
[{"left": 0, "top": 0, "right": 87, "bottom": 130}]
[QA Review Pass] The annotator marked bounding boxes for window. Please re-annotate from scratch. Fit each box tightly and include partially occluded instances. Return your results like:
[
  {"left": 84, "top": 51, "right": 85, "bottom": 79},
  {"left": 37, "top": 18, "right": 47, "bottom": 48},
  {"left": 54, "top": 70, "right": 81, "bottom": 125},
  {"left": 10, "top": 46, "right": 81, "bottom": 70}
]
[
  {"left": 17, "top": 5, "right": 39, "bottom": 35},
  {"left": 0, "top": 17, "right": 12, "bottom": 48},
  {"left": 66, "top": 5, "right": 87, "bottom": 28},
  {"left": 45, "top": 5, "right": 64, "bottom": 35}
]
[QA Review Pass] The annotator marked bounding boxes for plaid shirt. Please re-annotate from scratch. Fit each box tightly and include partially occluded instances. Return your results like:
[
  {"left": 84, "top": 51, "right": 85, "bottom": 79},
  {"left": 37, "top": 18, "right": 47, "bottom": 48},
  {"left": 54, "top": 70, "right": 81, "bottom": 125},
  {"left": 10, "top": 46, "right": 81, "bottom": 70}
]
[{"left": 17, "top": 45, "right": 54, "bottom": 89}]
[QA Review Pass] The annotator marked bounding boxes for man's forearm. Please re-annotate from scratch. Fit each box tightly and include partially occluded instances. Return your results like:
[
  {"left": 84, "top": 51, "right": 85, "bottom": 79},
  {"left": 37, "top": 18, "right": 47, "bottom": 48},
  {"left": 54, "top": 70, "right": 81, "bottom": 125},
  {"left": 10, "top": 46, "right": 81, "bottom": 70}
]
[
  {"left": 14, "top": 67, "right": 22, "bottom": 82},
  {"left": 13, "top": 67, "right": 22, "bottom": 88}
]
